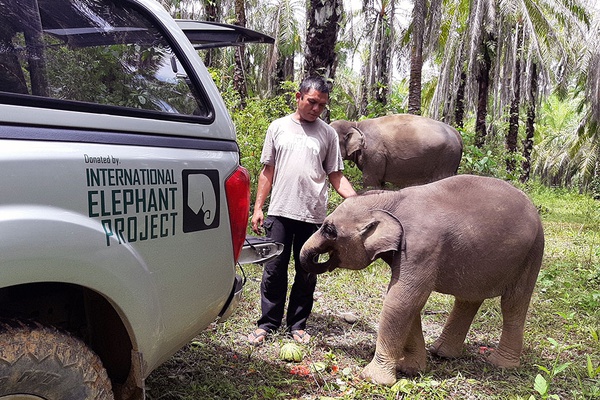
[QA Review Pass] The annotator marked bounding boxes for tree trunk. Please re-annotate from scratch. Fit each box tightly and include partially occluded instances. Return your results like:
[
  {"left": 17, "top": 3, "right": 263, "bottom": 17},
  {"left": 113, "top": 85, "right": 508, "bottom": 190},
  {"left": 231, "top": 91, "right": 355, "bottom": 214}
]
[
  {"left": 276, "top": 56, "right": 294, "bottom": 89},
  {"left": 520, "top": 62, "right": 537, "bottom": 183},
  {"left": 23, "top": 0, "right": 49, "bottom": 97},
  {"left": 454, "top": 71, "right": 466, "bottom": 129},
  {"left": 474, "top": 33, "right": 494, "bottom": 148},
  {"left": 505, "top": 24, "right": 523, "bottom": 173},
  {"left": 304, "top": 0, "right": 342, "bottom": 80},
  {"left": 203, "top": 0, "right": 220, "bottom": 68},
  {"left": 304, "top": 0, "right": 342, "bottom": 122},
  {"left": 373, "top": 1, "right": 394, "bottom": 106},
  {"left": 408, "top": 0, "right": 425, "bottom": 115},
  {"left": 359, "top": 63, "right": 369, "bottom": 116},
  {"left": 233, "top": 0, "right": 247, "bottom": 108}
]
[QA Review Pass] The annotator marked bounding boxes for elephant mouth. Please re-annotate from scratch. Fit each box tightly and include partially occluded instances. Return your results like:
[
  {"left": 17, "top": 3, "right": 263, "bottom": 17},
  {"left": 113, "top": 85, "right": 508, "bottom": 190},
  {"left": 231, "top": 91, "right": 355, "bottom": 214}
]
[
  {"left": 300, "top": 244, "right": 338, "bottom": 274},
  {"left": 308, "top": 251, "right": 338, "bottom": 273}
]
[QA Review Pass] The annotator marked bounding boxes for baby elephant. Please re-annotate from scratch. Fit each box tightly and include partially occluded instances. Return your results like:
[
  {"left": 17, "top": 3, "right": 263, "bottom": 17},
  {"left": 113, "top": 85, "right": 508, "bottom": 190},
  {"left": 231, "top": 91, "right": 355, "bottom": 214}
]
[
  {"left": 331, "top": 114, "right": 463, "bottom": 188},
  {"left": 300, "top": 175, "right": 544, "bottom": 386}
]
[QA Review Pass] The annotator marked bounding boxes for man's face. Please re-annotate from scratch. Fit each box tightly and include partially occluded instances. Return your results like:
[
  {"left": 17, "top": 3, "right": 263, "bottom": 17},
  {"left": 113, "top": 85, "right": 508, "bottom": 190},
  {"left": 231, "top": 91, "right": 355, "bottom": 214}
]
[{"left": 295, "top": 88, "right": 329, "bottom": 122}]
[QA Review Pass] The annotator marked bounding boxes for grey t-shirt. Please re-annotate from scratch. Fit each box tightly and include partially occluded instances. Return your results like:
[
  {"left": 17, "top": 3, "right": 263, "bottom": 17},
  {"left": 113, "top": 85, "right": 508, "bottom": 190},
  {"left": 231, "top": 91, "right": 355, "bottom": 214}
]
[{"left": 260, "top": 115, "right": 344, "bottom": 224}]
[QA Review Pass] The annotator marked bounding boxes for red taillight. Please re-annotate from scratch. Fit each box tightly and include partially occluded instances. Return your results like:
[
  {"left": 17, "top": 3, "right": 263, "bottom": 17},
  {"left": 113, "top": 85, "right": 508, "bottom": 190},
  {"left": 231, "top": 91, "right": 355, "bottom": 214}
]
[{"left": 225, "top": 166, "right": 251, "bottom": 263}]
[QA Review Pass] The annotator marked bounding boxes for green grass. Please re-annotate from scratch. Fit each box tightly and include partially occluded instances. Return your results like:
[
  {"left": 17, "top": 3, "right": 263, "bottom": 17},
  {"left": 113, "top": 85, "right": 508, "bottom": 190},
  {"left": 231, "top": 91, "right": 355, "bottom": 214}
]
[{"left": 145, "top": 183, "right": 600, "bottom": 399}]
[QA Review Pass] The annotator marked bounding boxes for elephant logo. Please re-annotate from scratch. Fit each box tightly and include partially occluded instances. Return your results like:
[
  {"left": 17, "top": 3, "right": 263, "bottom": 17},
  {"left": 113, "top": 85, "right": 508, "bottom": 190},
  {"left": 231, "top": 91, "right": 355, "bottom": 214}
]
[{"left": 182, "top": 170, "right": 220, "bottom": 233}]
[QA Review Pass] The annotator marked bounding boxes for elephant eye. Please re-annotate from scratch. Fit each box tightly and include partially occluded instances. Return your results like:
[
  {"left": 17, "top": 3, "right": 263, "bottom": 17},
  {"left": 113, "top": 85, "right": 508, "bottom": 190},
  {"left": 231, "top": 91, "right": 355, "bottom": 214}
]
[{"left": 322, "top": 223, "right": 337, "bottom": 240}]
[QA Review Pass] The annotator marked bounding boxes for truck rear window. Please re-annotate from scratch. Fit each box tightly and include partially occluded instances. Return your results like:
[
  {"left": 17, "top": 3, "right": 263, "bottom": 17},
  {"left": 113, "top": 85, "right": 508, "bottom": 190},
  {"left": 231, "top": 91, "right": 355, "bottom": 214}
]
[{"left": 0, "top": 0, "right": 211, "bottom": 118}]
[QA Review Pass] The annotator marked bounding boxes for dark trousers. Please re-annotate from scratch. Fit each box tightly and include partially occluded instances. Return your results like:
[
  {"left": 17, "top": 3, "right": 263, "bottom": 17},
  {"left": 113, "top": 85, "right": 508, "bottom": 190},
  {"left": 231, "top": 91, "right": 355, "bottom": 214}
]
[{"left": 258, "top": 216, "right": 318, "bottom": 333}]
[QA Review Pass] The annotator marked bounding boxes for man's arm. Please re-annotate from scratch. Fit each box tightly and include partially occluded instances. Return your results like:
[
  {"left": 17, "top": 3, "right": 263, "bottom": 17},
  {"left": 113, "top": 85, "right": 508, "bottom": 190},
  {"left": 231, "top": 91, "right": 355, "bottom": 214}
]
[
  {"left": 328, "top": 171, "right": 357, "bottom": 199},
  {"left": 251, "top": 164, "right": 274, "bottom": 234}
]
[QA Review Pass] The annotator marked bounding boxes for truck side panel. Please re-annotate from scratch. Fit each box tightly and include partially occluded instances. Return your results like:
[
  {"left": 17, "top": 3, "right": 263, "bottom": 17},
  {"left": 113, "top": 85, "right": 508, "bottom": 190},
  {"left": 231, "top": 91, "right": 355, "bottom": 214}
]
[{"left": 0, "top": 134, "right": 239, "bottom": 374}]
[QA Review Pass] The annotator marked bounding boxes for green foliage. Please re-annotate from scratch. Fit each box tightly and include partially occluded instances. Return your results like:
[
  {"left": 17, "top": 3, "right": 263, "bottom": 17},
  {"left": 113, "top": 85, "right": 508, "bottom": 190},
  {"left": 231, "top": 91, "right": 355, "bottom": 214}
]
[
  {"left": 362, "top": 81, "right": 409, "bottom": 119},
  {"left": 533, "top": 95, "right": 599, "bottom": 193},
  {"left": 589, "top": 174, "right": 600, "bottom": 200},
  {"left": 586, "top": 354, "right": 600, "bottom": 379},
  {"left": 390, "top": 377, "right": 448, "bottom": 398},
  {"left": 457, "top": 125, "right": 506, "bottom": 178},
  {"left": 529, "top": 184, "right": 600, "bottom": 318},
  {"left": 329, "top": 78, "right": 409, "bottom": 121},
  {"left": 328, "top": 74, "right": 361, "bottom": 121},
  {"left": 531, "top": 338, "right": 572, "bottom": 400},
  {"left": 529, "top": 335, "right": 600, "bottom": 400}
]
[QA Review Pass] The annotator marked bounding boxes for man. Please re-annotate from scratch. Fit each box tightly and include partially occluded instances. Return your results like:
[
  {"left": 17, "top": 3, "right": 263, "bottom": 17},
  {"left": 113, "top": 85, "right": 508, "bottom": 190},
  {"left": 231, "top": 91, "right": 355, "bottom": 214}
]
[{"left": 248, "top": 76, "right": 356, "bottom": 345}]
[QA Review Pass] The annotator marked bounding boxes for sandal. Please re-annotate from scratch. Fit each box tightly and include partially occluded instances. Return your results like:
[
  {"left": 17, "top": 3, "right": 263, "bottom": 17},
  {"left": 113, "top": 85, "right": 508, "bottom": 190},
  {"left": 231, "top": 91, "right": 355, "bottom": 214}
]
[
  {"left": 291, "top": 329, "right": 310, "bottom": 344},
  {"left": 248, "top": 328, "right": 268, "bottom": 346}
]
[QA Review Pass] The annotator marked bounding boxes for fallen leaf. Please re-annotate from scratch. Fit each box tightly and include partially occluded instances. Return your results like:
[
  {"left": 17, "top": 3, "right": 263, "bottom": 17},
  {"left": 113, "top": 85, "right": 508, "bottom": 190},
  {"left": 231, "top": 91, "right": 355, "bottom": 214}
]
[{"left": 290, "top": 365, "right": 311, "bottom": 376}]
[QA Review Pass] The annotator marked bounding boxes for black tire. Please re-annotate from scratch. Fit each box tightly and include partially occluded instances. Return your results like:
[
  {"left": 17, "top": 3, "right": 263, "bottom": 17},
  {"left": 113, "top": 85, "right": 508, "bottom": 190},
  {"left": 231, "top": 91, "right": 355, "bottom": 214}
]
[{"left": 0, "top": 318, "right": 114, "bottom": 399}]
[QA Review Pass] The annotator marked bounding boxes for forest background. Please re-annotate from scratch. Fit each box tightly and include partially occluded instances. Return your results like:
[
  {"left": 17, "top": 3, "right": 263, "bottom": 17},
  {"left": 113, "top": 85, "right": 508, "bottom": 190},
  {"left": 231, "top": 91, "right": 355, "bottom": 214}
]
[{"left": 157, "top": 0, "right": 600, "bottom": 199}]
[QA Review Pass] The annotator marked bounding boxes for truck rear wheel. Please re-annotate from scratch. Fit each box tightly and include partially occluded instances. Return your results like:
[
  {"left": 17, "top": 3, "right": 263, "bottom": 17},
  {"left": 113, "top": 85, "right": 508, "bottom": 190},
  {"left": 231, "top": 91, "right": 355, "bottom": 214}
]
[{"left": 0, "top": 319, "right": 114, "bottom": 400}]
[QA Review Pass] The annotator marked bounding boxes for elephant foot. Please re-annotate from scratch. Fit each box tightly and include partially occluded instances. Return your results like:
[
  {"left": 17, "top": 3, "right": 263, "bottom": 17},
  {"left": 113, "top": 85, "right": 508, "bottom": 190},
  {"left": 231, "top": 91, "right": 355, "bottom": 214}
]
[
  {"left": 429, "top": 337, "right": 463, "bottom": 359},
  {"left": 487, "top": 347, "right": 520, "bottom": 369},
  {"left": 360, "top": 359, "right": 397, "bottom": 386},
  {"left": 396, "top": 362, "right": 421, "bottom": 377},
  {"left": 396, "top": 353, "right": 426, "bottom": 377}
]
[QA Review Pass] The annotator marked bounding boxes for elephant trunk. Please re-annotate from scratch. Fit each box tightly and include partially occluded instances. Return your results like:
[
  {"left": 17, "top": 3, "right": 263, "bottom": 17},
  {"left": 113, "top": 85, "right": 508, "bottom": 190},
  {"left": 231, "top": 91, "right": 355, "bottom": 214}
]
[{"left": 299, "top": 233, "right": 337, "bottom": 274}]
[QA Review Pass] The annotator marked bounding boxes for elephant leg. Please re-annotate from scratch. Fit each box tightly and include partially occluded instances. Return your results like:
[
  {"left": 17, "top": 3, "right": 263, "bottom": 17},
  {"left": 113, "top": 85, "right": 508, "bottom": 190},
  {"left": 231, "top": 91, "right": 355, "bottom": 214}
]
[
  {"left": 487, "top": 292, "right": 530, "bottom": 368},
  {"left": 361, "top": 165, "right": 386, "bottom": 189},
  {"left": 396, "top": 314, "right": 427, "bottom": 376},
  {"left": 430, "top": 298, "right": 483, "bottom": 358},
  {"left": 488, "top": 257, "right": 540, "bottom": 368},
  {"left": 362, "top": 173, "right": 384, "bottom": 189},
  {"left": 360, "top": 284, "right": 431, "bottom": 386}
]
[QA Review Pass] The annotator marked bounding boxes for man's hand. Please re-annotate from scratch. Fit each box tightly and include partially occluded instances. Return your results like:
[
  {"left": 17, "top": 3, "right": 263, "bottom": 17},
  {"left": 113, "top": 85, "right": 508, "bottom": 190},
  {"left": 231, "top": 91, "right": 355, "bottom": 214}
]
[
  {"left": 329, "top": 171, "right": 357, "bottom": 198},
  {"left": 252, "top": 209, "right": 264, "bottom": 234},
  {"left": 251, "top": 164, "right": 273, "bottom": 235}
]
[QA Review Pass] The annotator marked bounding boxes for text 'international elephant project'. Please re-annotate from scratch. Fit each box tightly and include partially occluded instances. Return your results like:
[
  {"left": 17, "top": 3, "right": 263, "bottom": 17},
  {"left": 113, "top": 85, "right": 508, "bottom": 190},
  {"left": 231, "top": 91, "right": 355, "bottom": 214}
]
[{"left": 300, "top": 175, "right": 544, "bottom": 386}]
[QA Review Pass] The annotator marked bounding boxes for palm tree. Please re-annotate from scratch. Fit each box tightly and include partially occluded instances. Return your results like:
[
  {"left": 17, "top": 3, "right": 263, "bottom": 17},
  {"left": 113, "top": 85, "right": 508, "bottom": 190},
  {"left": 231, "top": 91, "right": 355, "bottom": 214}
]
[
  {"left": 521, "top": 61, "right": 538, "bottom": 181},
  {"left": 505, "top": 22, "right": 523, "bottom": 173},
  {"left": 432, "top": 0, "right": 472, "bottom": 129},
  {"left": 430, "top": 0, "right": 591, "bottom": 184},
  {"left": 304, "top": 0, "right": 343, "bottom": 121},
  {"left": 159, "top": 0, "right": 203, "bottom": 19},
  {"left": 408, "top": 0, "right": 426, "bottom": 114},
  {"left": 304, "top": 0, "right": 343, "bottom": 81},
  {"left": 574, "top": 10, "right": 600, "bottom": 187},
  {"left": 203, "top": 0, "right": 222, "bottom": 68},
  {"left": 532, "top": 95, "right": 594, "bottom": 188},
  {"left": 358, "top": 0, "right": 398, "bottom": 115},
  {"left": 535, "top": 8, "right": 599, "bottom": 189},
  {"left": 428, "top": 0, "right": 496, "bottom": 135},
  {"left": 494, "top": 0, "right": 590, "bottom": 177},
  {"left": 259, "top": 0, "right": 303, "bottom": 95}
]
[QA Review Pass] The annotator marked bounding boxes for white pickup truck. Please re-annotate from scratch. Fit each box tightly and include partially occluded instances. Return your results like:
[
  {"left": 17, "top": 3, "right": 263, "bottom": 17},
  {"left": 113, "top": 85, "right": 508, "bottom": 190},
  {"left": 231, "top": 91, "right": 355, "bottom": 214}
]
[{"left": 0, "top": 0, "right": 276, "bottom": 398}]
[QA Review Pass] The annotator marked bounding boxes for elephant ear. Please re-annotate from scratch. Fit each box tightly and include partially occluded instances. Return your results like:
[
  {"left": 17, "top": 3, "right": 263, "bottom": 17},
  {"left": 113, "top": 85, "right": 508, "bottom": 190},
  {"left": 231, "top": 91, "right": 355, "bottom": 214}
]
[
  {"left": 345, "top": 126, "right": 365, "bottom": 157},
  {"left": 362, "top": 210, "right": 404, "bottom": 262}
]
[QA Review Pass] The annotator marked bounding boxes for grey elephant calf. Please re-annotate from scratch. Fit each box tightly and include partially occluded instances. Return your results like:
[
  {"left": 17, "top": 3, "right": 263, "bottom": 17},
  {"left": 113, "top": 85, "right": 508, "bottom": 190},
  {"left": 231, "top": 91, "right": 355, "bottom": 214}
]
[
  {"left": 331, "top": 114, "right": 463, "bottom": 188},
  {"left": 300, "top": 175, "right": 544, "bottom": 386}
]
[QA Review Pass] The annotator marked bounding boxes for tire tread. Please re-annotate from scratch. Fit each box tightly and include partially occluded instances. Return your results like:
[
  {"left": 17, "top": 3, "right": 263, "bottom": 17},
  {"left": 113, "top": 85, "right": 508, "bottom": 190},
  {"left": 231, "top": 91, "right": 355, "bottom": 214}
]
[{"left": 0, "top": 318, "right": 114, "bottom": 399}]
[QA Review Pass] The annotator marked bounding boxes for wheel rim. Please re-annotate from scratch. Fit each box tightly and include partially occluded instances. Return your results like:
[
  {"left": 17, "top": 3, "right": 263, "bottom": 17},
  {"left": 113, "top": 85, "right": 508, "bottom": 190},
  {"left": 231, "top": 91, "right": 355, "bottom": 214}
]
[{"left": 0, "top": 395, "right": 47, "bottom": 400}]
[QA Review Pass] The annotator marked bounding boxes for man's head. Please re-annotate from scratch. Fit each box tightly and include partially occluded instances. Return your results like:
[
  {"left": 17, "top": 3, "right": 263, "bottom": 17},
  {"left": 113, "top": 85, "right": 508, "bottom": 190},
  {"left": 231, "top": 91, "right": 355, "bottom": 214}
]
[{"left": 294, "top": 76, "right": 330, "bottom": 123}]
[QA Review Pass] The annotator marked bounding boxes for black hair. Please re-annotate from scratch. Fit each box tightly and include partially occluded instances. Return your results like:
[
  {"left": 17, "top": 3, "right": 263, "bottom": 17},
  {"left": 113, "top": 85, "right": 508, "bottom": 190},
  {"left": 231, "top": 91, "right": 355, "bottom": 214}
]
[{"left": 299, "top": 76, "right": 331, "bottom": 95}]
